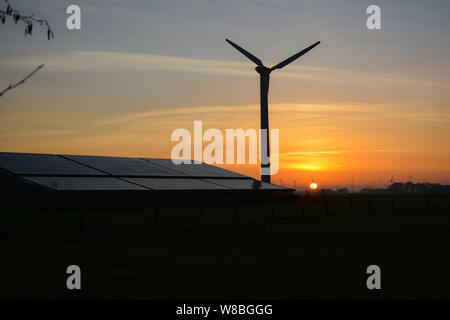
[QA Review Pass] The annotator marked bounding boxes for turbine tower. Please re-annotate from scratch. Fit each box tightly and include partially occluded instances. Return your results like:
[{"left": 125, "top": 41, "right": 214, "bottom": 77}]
[{"left": 226, "top": 39, "right": 320, "bottom": 183}]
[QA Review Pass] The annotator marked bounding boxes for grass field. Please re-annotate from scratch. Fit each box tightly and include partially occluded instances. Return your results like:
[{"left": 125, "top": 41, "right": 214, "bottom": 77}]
[{"left": 1, "top": 198, "right": 450, "bottom": 300}]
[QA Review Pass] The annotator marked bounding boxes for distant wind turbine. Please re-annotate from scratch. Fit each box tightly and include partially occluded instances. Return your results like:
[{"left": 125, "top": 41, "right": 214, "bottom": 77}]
[{"left": 226, "top": 38, "right": 320, "bottom": 183}]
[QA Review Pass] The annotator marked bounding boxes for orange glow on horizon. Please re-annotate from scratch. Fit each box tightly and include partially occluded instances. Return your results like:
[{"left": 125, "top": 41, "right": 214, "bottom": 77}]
[{"left": 1, "top": 102, "right": 449, "bottom": 187}]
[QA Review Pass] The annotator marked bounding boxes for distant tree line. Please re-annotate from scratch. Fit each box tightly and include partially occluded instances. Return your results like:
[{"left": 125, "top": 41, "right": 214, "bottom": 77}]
[
  {"left": 386, "top": 182, "right": 450, "bottom": 194},
  {"left": 357, "top": 182, "right": 450, "bottom": 194},
  {"left": 308, "top": 182, "right": 450, "bottom": 195}
]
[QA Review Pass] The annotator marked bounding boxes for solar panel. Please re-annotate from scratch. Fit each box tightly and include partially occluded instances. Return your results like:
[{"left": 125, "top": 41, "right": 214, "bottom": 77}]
[
  {"left": 124, "top": 178, "right": 230, "bottom": 190},
  {"left": 143, "top": 158, "right": 246, "bottom": 178},
  {"left": 63, "top": 155, "right": 183, "bottom": 177},
  {"left": 22, "top": 176, "right": 148, "bottom": 191},
  {"left": 0, "top": 152, "right": 290, "bottom": 193},
  {"left": 203, "top": 178, "right": 286, "bottom": 190},
  {"left": 0, "top": 152, "right": 104, "bottom": 176}
]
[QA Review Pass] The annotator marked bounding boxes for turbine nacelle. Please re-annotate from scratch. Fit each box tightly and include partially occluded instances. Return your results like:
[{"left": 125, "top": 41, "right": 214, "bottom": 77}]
[{"left": 255, "top": 65, "right": 271, "bottom": 75}]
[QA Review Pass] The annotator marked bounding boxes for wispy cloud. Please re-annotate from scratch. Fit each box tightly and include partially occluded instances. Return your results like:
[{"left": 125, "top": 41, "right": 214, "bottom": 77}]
[
  {"left": 3, "top": 50, "right": 450, "bottom": 89},
  {"left": 280, "top": 149, "right": 408, "bottom": 157},
  {"left": 2, "top": 51, "right": 254, "bottom": 77},
  {"left": 0, "top": 129, "right": 83, "bottom": 139},
  {"left": 96, "top": 103, "right": 364, "bottom": 126},
  {"left": 97, "top": 104, "right": 257, "bottom": 125}
]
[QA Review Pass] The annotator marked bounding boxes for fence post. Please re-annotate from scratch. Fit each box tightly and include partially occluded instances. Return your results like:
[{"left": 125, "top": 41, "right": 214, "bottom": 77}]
[
  {"left": 271, "top": 199, "right": 276, "bottom": 221},
  {"left": 199, "top": 206, "right": 204, "bottom": 224},
  {"left": 194, "top": 194, "right": 204, "bottom": 225},
  {"left": 368, "top": 196, "right": 374, "bottom": 214},
  {"left": 301, "top": 198, "right": 305, "bottom": 218},
  {"left": 79, "top": 198, "right": 86, "bottom": 233},
  {"left": 37, "top": 215, "right": 43, "bottom": 233},
  {"left": 79, "top": 212, "right": 85, "bottom": 233},
  {"left": 154, "top": 206, "right": 160, "bottom": 229},
  {"left": 299, "top": 196, "right": 305, "bottom": 218},
  {"left": 349, "top": 197, "right": 353, "bottom": 215},
  {"left": 324, "top": 195, "right": 329, "bottom": 216}
]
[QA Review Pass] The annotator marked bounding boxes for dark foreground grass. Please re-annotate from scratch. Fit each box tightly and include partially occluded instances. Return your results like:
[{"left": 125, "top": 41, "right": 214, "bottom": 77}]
[{"left": 1, "top": 208, "right": 450, "bottom": 299}]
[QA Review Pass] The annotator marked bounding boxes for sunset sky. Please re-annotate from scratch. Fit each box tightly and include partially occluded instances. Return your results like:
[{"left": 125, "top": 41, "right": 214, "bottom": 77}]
[{"left": 1, "top": 0, "right": 449, "bottom": 189}]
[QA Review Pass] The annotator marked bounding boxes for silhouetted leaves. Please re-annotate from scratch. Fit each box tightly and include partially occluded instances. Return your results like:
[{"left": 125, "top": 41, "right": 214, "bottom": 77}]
[
  {"left": 24, "top": 22, "right": 32, "bottom": 35},
  {"left": 47, "top": 29, "right": 54, "bottom": 40},
  {"left": 1, "top": 0, "right": 52, "bottom": 97},
  {"left": 0, "top": 0, "right": 53, "bottom": 40}
]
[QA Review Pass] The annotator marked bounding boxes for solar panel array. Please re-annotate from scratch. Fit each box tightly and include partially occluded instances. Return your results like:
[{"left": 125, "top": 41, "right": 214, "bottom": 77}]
[
  {"left": 0, "top": 152, "right": 288, "bottom": 192},
  {"left": 63, "top": 155, "right": 182, "bottom": 177},
  {"left": 23, "top": 176, "right": 147, "bottom": 191},
  {"left": 204, "top": 178, "right": 286, "bottom": 190},
  {"left": 123, "top": 178, "right": 228, "bottom": 191},
  {"left": 143, "top": 158, "right": 246, "bottom": 178},
  {"left": 0, "top": 152, "right": 104, "bottom": 176}
]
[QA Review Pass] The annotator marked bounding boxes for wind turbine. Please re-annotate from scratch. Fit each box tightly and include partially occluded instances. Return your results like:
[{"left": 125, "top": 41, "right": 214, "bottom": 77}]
[{"left": 226, "top": 38, "right": 320, "bottom": 183}]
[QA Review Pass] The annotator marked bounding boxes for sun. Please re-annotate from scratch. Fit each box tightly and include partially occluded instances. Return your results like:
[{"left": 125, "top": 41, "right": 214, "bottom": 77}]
[{"left": 309, "top": 182, "right": 318, "bottom": 190}]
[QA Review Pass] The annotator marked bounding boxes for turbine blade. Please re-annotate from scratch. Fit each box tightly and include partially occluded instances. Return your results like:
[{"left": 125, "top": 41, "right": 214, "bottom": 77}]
[
  {"left": 226, "top": 39, "right": 263, "bottom": 66},
  {"left": 270, "top": 41, "right": 320, "bottom": 71}
]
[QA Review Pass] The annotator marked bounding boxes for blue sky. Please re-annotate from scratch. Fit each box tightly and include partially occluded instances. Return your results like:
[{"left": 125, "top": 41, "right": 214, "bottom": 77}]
[{"left": 2, "top": 0, "right": 450, "bottom": 105}]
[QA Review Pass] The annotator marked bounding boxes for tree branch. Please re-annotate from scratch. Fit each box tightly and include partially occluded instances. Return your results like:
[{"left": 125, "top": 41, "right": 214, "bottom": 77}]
[
  {"left": 0, "top": 0, "right": 54, "bottom": 39},
  {"left": 1, "top": 1, "right": 53, "bottom": 97},
  {"left": 0, "top": 64, "right": 45, "bottom": 97}
]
